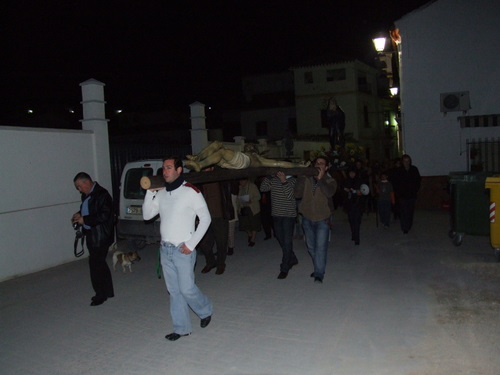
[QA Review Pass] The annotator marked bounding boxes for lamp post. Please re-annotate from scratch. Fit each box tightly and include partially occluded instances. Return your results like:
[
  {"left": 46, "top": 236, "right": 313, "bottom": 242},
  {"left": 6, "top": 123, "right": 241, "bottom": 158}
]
[{"left": 372, "top": 32, "right": 403, "bottom": 156}]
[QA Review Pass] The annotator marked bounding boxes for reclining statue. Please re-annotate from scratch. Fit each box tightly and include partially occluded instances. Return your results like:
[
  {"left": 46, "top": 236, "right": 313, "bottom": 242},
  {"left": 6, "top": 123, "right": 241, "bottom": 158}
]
[{"left": 184, "top": 141, "right": 309, "bottom": 172}]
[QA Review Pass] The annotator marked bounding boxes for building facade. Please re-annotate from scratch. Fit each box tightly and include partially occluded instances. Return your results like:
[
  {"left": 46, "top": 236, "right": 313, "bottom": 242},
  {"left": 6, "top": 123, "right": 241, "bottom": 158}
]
[
  {"left": 240, "top": 72, "right": 296, "bottom": 141},
  {"left": 292, "top": 59, "right": 399, "bottom": 162},
  {"left": 395, "top": 0, "right": 500, "bottom": 176},
  {"left": 240, "top": 60, "right": 400, "bottom": 163}
]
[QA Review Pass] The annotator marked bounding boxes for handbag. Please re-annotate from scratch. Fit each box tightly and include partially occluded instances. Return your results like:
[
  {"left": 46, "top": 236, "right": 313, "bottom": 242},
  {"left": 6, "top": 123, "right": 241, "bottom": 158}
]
[{"left": 240, "top": 206, "right": 253, "bottom": 217}]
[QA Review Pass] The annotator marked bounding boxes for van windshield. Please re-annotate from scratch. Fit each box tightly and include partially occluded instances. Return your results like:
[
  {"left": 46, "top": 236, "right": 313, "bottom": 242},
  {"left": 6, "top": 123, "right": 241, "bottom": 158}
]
[{"left": 124, "top": 168, "right": 153, "bottom": 199}]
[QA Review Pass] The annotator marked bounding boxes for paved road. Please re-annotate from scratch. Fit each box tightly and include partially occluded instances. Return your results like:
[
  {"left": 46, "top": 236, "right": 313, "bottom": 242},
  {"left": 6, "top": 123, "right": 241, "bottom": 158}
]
[{"left": 1, "top": 209, "right": 499, "bottom": 374}]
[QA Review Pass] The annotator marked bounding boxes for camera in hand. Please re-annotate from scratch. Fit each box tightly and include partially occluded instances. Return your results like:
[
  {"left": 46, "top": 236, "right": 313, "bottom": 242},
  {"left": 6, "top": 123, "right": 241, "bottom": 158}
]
[{"left": 73, "top": 222, "right": 84, "bottom": 239}]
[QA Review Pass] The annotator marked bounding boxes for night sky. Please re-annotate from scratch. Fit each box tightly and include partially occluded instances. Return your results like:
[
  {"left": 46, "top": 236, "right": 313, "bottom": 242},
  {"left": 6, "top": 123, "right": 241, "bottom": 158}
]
[{"left": 2, "top": 0, "right": 430, "bottom": 122}]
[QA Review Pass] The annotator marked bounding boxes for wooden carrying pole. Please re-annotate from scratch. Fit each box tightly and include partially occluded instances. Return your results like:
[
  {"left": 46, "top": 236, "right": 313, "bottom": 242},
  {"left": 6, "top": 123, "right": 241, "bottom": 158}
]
[{"left": 140, "top": 167, "right": 319, "bottom": 189}]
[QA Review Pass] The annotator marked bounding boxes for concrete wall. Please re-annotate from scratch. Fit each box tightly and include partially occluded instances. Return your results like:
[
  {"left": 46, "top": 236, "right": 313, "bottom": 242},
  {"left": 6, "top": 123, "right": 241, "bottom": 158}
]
[
  {"left": 0, "top": 127, "right": 96, "bottom": 281},
  {"left": 0, "top": 79, "right": 112, "bottom": 282},
  {"left": 396, "top": 0, "right": 500, "bottom": 176}
]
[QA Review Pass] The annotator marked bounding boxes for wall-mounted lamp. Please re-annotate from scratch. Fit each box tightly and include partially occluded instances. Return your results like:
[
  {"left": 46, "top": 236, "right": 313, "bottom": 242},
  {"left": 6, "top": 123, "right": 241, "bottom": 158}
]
[
  {"left": 390, "top": 87, "right": 399, "bottom": 96},
  {"left": 372, "top": 37, "right": 387, "bottom": 52}
]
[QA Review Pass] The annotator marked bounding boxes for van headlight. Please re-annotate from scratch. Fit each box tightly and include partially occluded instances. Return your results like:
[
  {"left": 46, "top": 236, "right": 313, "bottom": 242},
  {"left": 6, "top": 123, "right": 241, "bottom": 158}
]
[{"left": 126, "top": 205, "right": 143, "bottom": 215}]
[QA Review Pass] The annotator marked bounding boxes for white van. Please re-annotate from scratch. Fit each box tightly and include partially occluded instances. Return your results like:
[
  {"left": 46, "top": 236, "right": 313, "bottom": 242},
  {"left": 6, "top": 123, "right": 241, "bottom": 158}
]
[{"left": 117, "top": 159, "right": 164, "bottom": 250}]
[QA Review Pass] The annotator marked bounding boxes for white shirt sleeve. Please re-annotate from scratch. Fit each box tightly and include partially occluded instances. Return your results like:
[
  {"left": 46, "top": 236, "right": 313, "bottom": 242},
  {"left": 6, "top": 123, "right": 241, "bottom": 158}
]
[
  {"left": 184, "top": 193, "right": 211, "bottom": 251},
  {"left": 142, "top": 190, "right": 160, "bottom": 220}
]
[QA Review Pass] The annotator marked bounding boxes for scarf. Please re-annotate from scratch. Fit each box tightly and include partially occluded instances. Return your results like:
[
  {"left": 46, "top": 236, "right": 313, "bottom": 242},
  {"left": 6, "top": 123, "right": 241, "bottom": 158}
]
[{"left": 165, "top": 176, "right": 185, "bottom": 192}]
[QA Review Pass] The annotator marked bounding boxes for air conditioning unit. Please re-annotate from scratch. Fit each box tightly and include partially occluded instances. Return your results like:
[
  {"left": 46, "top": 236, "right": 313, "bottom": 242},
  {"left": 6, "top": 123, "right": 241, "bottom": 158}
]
[{"left": 440, "top": 91, "right": 471, "bottom": 113}]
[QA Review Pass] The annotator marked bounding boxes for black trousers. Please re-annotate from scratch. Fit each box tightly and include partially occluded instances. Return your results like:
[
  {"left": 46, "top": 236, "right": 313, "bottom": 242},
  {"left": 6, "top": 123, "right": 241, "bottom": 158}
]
[
  {"left": 87, "top": 243, "right": 114, "bottom": 299},
  {"left": 197, "top": 218, "right": 229, "bottom": 268},
  {"left": 399, "top": 198, "right": 416, "bottom": 232},
  {"left": 348, "top": 205, "right": 363, "bottom": 243},
  {"left": 273, "top": 216, "right": 298, "bottom": 273}
]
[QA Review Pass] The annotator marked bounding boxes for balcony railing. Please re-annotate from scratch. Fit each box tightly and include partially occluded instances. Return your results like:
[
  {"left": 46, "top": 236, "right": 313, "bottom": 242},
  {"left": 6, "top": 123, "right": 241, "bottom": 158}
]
[{"left": 467, "top": 137, "right": 500, "bottom": 172}]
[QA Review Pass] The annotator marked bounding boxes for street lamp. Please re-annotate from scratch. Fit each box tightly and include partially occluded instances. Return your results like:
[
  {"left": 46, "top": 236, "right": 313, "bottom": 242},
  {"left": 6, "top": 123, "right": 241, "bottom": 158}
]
[
  {"left": 373, "top": 31, "right": 403, "bottom": 156},
  {"left": 372, "top": 37, "right": 387, "bottom": 52}
]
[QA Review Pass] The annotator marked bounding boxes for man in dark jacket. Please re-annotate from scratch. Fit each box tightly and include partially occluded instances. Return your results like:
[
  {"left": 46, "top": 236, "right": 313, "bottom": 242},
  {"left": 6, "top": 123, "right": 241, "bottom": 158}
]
[
  {"left": 197, "top": 166, "right": 235, "bottom": 275},
  {"left": 72, "top": 172, "right": 115, "bottom": 306},
  {"left": 391, "top": 154, "right": 421, "bottom": 234}
]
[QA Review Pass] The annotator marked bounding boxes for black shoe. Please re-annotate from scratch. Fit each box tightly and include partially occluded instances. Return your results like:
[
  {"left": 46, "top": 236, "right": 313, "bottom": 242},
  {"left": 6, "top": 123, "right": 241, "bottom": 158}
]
[
  {"left": 215, "top": 266, "right": 225, "bottom": 275},
  {"left": 264, "top": 235, "right": 272, "bottom": 240},
  {"left": 290, "top": 260, "right": 298, "bottom": 268},
  {"left": 354, "top": 241, "right": 360, "bottom": 245},
  {"left": 227, "top": 247, "right": 234, "bottom": 256},
  {"left": 310, "top": 272, "right": 315, "bottom": 278},
  {"left": 248, "top": 241, "right": 255, "bottom": 247},
  {"left": 201, "top": 265, "right": 215, "bottom": 274},
  {"left": 165, "top": 332, "right": 190, "bottom": 341},
  {"left": 277, "top": 271, "right": 288, "bottom": 279},
  {"left": 92, "top": 294, "right": 113, "bottom": 302},
  {"left": 403, "top": 230, "right": 408, "bottom": 234},
  {"left": 200, "top": 315, "right": 212, "bottom": 328},
  {"left": 314, "top": 277, "right": 323, "bottom": 284},
  {"left": 90, "top": 297, "right": 107, "bottom": 306}
]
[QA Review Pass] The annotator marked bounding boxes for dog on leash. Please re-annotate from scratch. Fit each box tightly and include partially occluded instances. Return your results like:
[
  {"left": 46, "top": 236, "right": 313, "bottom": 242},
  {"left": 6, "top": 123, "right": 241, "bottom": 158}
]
[{"left": 112, "top": 249, "right": 141, "bottom": 273}]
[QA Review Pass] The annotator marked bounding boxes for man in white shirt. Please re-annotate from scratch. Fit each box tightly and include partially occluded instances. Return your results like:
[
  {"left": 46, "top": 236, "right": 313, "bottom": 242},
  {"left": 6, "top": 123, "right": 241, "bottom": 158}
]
[{"left": 143, "top": 156, "right": 213, "bottom": 341}]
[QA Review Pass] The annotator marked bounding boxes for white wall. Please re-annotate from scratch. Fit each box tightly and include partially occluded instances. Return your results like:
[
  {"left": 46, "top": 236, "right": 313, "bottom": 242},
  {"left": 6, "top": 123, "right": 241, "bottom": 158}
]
[
  {"left": 0, "top": 127, "right": 97, "bottom": 281},
  {"left": 396, "top": 0, "right": 500, "bottom": 176}
]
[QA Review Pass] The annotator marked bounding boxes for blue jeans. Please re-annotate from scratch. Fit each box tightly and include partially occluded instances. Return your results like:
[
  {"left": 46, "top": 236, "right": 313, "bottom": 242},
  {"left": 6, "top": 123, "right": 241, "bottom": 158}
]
[
  {"left": 302, "top": 216, "right": 330, "bottom": 279},
  {"left": 160, "top": 242, "right": 213, "bottom": 335},
  {"left": 273, "top": 216, "right": 298, "bottom": 273}
]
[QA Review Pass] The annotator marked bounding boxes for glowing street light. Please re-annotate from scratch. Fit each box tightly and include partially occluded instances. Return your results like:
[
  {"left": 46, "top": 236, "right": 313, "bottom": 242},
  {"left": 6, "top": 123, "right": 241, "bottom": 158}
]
[{"left": 372, "top": 37, "right": 387, "bottom": 52}]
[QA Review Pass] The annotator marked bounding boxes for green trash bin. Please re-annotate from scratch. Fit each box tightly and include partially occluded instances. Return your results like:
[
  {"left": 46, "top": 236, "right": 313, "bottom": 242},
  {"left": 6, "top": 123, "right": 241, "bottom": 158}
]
[{"left": 448, "top": 172, "right": 492, "bottom": 246}]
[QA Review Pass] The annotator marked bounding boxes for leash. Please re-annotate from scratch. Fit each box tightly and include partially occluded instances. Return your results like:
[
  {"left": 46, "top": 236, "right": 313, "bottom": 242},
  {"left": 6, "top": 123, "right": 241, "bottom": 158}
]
[{"left": 74, "top": 230, "right": 85, "bottom": 257}]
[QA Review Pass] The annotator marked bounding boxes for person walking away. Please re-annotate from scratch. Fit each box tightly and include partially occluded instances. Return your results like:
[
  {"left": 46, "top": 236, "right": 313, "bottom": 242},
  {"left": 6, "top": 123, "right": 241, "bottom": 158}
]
[
  {"left": 391, "top": 154, "right": 421, "bottom": 234},
  {"left": 376, "top": 171, "right": 395, "bottom": 229},
  {"left": 295, "top": 157, "right": 337, "bottom": 284},
  {"left": 71, "top": 172, "right": 114, "bottom": 306},
  {"left": 142, "top": 156, "right": 213, "bottom": 341},
  {"left": 260, "top": 171, "right": 299, "bottom": 279}
]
